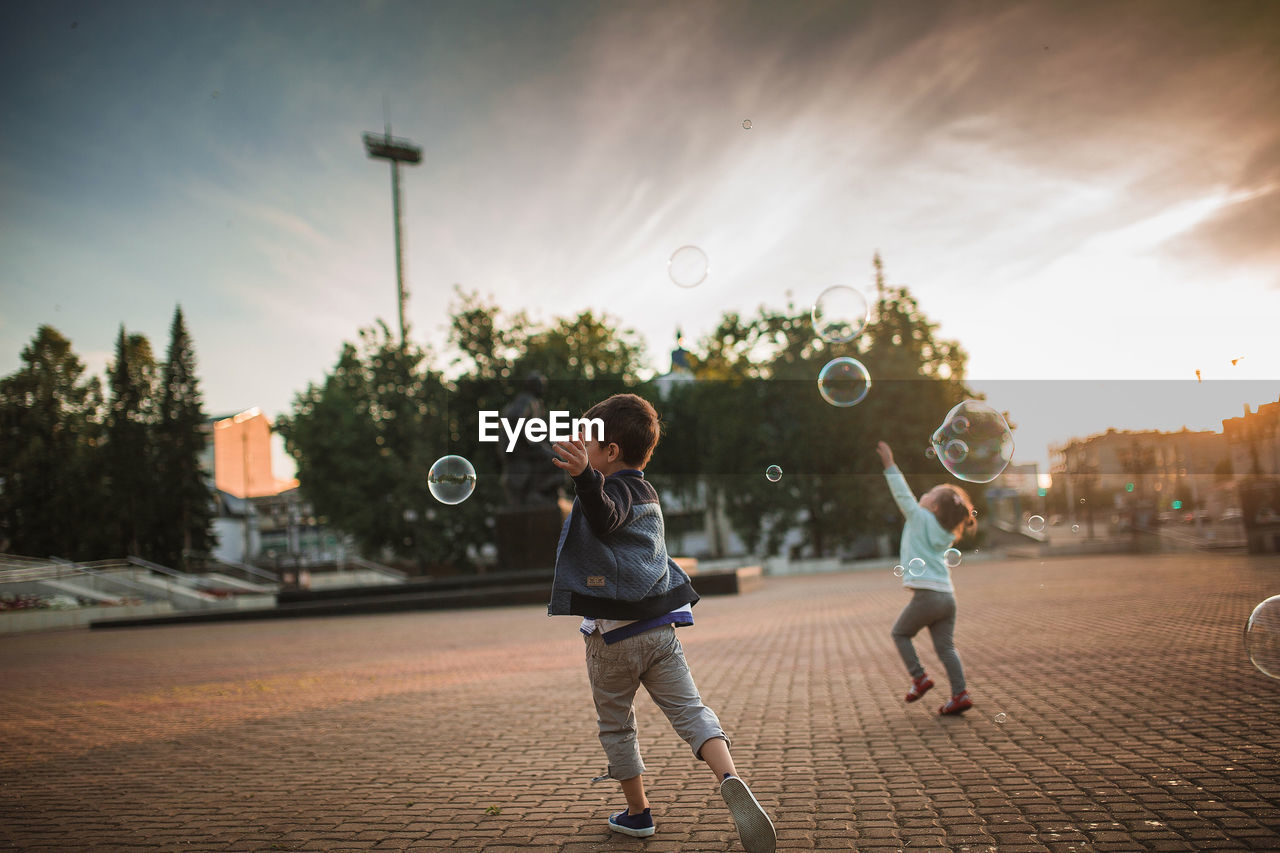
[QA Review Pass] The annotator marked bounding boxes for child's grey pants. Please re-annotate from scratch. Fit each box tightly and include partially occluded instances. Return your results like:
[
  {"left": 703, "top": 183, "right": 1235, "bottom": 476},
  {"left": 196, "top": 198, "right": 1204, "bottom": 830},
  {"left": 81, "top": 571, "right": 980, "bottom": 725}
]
[
  {"left": 891, "top": 588, "right": 967, "bottom": 695},
  {"left": 585, "top": 624, "right": 727, "bottom": 781}
]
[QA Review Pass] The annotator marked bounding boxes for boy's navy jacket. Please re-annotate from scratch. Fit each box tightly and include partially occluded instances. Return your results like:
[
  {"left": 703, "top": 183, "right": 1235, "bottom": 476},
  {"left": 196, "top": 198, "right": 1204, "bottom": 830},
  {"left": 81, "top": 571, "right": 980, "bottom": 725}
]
[{"left": 548, "top": 467, "right": 699, "bottom": 619}]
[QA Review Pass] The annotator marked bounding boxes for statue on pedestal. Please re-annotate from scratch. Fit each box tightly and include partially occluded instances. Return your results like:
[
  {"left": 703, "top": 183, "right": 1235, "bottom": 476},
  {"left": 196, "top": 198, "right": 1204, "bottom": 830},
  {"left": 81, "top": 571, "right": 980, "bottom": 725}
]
[{"left": 499, "top": 371, "right": 566, "bottom": 509}]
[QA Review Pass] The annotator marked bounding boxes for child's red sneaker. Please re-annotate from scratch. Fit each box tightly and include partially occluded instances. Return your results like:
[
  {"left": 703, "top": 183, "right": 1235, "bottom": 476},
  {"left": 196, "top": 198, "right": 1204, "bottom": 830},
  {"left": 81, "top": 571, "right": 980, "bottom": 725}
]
[
  {"left": 939, "top": 690, "right": 973, "bottom": 715},
  {"left": 904, "top": 674, "right": 933, "bottom": 702}
]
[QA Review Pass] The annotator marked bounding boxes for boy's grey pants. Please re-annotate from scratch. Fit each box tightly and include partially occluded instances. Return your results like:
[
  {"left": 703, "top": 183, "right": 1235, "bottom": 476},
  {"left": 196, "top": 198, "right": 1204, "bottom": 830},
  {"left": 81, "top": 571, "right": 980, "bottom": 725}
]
[
  {"left": 891, "top": 588, "right": 967, "bottom": 695},
  {"left": 585, "top": 624, "right": 727, "bottom": 781}
]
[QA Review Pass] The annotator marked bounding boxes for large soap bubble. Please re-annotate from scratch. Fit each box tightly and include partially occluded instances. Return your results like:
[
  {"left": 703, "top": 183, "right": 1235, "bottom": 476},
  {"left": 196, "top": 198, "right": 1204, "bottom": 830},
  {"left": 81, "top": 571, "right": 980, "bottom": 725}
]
[
  {"left": 428, "top": 455, "right": 477, "bottom": 505},
  {"left": 929, "top": 400, "right": 1014, "bottom": 484},
  {"left": 812, "top": 285, "right": 870, "bottom": 344},
  {"left": 668, "top": 245, "right": 709, "bottom": 288},
  {"left": 1246, "top": 595, "right": 1280, "bottom": 679},
  {"left": 817, "top": 357, "right": 871, "bottom": 407}
]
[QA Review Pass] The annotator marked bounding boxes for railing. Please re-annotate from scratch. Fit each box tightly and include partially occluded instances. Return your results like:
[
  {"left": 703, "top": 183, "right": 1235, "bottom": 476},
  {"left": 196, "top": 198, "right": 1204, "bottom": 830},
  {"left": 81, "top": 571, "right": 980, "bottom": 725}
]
[
  {"left": 345, "top": 556, "right": 408, "bottom": 582},
  {"left": 47, "top": 557, "right": 161, "bottom": 603},
  {"left": 126, "top": 556, "right": 223, "bottom": 592},
  {"left": 991, "top": 518, "right": 1048, "bottom": 543},
  {"left": 212, "top": 559, "right": 280, "bottom": 584},
  {"left": 1, "top": 555, "right": 229, "bottom": 608}
]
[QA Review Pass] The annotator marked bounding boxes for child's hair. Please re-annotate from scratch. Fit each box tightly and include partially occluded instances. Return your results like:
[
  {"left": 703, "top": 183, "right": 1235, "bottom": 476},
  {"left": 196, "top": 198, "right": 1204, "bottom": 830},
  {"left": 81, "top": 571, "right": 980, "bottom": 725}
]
[
  {"left": 583, "top": 393, "right": 661, "bottom": 467},
  {"left": 931, "top": 484, "right": 977, "bottom": 536}
]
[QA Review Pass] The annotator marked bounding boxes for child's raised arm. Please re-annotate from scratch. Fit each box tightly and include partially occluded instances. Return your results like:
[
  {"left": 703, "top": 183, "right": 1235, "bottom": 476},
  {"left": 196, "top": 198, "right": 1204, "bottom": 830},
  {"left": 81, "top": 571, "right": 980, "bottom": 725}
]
[
  {"left": 877, "top": 441, "right": 919, "bottom": 518},
  {"left": 876, "top": 441, "right": 894, "bottom": 469}
]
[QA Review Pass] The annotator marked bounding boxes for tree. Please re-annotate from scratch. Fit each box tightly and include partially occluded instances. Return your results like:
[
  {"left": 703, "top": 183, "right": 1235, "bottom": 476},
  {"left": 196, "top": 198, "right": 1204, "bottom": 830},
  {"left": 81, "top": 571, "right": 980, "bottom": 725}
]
[
  {"left": 104, "top": 326, "right": 158, "bottom": 556},
  {"left": 0, "top": 326, "right": 105, "bottom": 557},
  {"left": 278, "top": 322, "right": 475, "bottom": 568},
  {"left": 153, "top": 307, "right": 215, "bottom": 567},
  {"left": 281, "top": 294, "right": 650, "bottom": 572},
  {"left": 654, "top": 254, "right": 976, "bottom": 558}
]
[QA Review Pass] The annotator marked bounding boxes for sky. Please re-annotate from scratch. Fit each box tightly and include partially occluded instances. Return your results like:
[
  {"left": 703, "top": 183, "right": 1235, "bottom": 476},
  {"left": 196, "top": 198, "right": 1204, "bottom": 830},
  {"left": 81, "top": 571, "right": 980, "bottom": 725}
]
[{"left": 2, "top": 0, "right": 1278, "bottom": 481}]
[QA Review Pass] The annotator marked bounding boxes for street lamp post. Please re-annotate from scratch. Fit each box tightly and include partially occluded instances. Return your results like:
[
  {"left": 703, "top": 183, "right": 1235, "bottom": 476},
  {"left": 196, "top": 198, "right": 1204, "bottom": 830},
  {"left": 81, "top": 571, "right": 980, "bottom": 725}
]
[{"left": 362, "top": 124, "right": 422, "bottom": 348}]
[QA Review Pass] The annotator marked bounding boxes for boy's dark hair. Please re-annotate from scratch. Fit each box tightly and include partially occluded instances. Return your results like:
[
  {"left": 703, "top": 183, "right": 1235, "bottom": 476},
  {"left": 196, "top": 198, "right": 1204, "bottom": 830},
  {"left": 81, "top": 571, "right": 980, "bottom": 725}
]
[
  {"left": 932, "top": 484, "right": 976, "bottom": 535},
  {"left": 584, "top": 393, "right": 660, "bottom": 467}
]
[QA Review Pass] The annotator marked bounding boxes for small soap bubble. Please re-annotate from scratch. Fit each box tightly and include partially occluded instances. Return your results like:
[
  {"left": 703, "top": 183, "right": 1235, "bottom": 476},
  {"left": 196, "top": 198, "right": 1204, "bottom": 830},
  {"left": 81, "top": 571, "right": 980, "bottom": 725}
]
[
  {"left": 742, "top": 119, "right": 752, "bottom": 129},
  {"left": 1079, "top": 498, "right": 1087, "bottom": 505},
  {"left": 970, "top": 508, "right": 979, "bottom": 518},
  {"left": 995, "top": 712, "right": 1007, "bottom": 724},
  {"left": 1071, "top": 524, "right": 1080, "bottom": 533},
  {"left": 811, "top": 285, "right": 870, "bottom": 343},
  {"left": 929, "top": 400, "right": 1014, "bottom": 484},
  {"left": 893, "top": 564, "right": 905, "bottom": 578},
  {"left": 925, "top": 446, "right": 937, "bottom": 459},
  {"left": 668, "top": 245, "right": 709, "bottom": 288},
  {"left": 1245, "top": 595, "right": 1280, "bottom": 679},
  {"left": 943, "top": 548, "right": 962, "bottom": 568},
  {"left": 817, "top": 357, "right": 871, "bottom": 407},
  {"left": 765, "top": 465, "right": 783, "bottom": 482},
  {"left": 1027, "top": 515, "right": 1045, "bottom": 533},
  {"left": 428, "top": 455, "right": 477, "bottom": 505},
  {"left": 907, "top": 557, "right": 926, "bottom": 577}
]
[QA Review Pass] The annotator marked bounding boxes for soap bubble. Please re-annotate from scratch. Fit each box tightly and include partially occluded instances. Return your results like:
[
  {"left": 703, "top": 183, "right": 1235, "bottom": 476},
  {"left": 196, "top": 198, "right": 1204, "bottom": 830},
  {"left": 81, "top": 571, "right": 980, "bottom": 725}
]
[
  {"left": 428, "top": 455, "right": 477, "bottom": 505},
  {"left": 925, "top": 446, "right": 937, "bottom": 459},
  {"left": 765, "top": 465, "right": 783, "bottom": 482},
  {"left": 1027, "top": 515, "right": 1045, "bottom": 533},
  {"left": 929, "top": 400, "right": 1014, "bottom": 483},
  {"left": 1072, "top": 524, "right": 1080, "bottom": 533},
  {"left": 811, "top": 285, "right": 869, "bottom": 343},
  {"left": 995, "top": 712, "right": 1007, "bottom": 724},
  {"left": 893, "top": 564, "right": 905, "bottom": 578},
  {"left": 907, "top": 557, "right": 926, "bottom": 577},
  {"left": 1245, "top": 595, "right": 1280, "bottom": 679},
  {"left": 943, "top": 548, "right": 962, "bottom": 568},
  {"left": 817, "top": 357, "right": 871, "bottom": 407},
  {"left": 668, "top": 245, "right": 708, "bottom": 288},
  {"left": 742, "top": 119, "right": 752, "bottom": 129}
]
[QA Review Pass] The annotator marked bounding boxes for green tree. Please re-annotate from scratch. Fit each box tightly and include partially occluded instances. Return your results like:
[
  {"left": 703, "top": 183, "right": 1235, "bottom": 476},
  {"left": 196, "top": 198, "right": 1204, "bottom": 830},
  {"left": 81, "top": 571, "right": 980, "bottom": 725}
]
[
  {"left": 104, "top": 326, "right": 158, "bottom": 556},
  {"left": 153, "top": 307, "right": 216, "bottom": 568},
  {"left": 281, "top": 294, "right": 650, "bottom": 573},
  {"left": 446, "top": 288, "right": 648, "bottom": 498},
  {"left": 0, "top": 326, "right": 105, "bottom": 557},
  {"left": 654, "top": 254, "right": 976, "bottom": 558},
  {"left": 278, "top": 322, "right": 475, "bottom": 569}
]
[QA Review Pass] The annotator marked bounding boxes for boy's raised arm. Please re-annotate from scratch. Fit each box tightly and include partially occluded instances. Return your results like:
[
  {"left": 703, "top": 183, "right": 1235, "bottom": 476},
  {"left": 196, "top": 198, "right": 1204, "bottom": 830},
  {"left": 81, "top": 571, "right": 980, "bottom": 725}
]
[{"left": 571, "top": 468, "right": 632, "bottom": 535}]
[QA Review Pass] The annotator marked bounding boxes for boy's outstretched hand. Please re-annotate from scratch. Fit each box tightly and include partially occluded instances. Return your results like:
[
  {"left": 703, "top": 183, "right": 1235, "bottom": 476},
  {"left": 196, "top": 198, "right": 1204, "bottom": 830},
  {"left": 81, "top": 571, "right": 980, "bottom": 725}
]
[
  {"left": 552, "top": 437, "right": 589, "bottom": 477},
  {"left": 876, "top": 441, "right": 895, "bottom": 469}
]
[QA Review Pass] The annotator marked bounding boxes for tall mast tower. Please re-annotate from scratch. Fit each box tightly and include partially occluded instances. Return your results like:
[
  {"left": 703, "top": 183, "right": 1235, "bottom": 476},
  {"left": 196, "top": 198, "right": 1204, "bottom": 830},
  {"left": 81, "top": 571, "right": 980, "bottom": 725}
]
[{"left": 362, "top": 116, "right": 422, "bottom": 348}]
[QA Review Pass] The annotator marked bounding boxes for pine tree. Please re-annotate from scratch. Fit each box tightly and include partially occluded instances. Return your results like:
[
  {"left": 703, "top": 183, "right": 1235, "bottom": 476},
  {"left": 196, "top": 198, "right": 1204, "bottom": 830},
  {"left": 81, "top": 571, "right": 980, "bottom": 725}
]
[
  {"left": 154, "top": 307, "right": 215, "bottom": 568},
  {"left": 105, "top": 326, "right": 157, "bottom": 557},
  {"left": 0, "top": 326, "right": 105, "bottom": 557}
]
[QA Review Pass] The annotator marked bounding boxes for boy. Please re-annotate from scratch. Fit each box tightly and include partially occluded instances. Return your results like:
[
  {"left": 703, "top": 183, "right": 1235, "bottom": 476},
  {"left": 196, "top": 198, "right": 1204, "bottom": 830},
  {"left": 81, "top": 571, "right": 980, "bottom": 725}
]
[{"left": 548, "top": 393, "right": 775, "bottom": 853}]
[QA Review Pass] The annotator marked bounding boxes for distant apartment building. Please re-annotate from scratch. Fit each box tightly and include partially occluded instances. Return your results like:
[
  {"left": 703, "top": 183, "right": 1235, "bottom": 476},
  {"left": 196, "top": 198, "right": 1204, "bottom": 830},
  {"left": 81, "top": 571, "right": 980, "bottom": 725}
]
[
  {"left": 201, "top": 408, "right": 303, "bottom": 563},
  {"left": 1221, "top": 397, "right": 1280, "bottom": 553},
  {"left": 209, "top": 408, "right": 297, "bottom": 498},
  {"left": 1222, "top": 397, "right": 1280, "bottom": 478},
  {"left": 1050, "top": 427, "right": 1231, "bottom": 516}
]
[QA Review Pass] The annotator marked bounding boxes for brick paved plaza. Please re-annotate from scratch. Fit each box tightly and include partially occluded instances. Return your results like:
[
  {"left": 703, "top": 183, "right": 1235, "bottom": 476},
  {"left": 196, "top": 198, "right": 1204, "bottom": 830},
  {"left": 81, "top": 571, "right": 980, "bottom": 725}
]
[{"left": 2, "top": 553, "right": 1278, "bottom": 852}]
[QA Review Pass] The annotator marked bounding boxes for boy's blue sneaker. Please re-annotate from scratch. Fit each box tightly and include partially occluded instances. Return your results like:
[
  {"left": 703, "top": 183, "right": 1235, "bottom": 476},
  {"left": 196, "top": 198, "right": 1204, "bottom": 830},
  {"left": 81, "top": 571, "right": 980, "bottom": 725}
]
[
  {"left": 608, "top": 807, "right": 655, "bottom": 838},
  {"left": 720, "top": 775, "right": 776, "bottom": 853}
]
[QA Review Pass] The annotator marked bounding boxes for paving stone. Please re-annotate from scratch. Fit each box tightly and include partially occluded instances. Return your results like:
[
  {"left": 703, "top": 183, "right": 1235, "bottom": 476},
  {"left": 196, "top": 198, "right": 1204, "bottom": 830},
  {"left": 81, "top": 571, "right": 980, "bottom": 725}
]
[{"left": 1, "top": 554, "right": 1278, "bottom": 850}]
